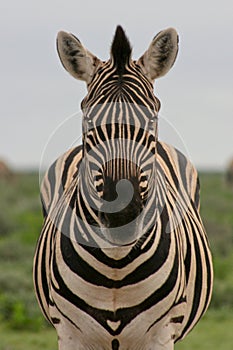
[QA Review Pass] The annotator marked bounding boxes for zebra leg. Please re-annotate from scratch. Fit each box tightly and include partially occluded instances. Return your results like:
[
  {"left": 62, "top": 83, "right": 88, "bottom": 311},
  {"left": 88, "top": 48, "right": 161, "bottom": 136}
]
[
  {"left": 146, "top": 309, "right": 184, "bottom": 350},
  {"left": 56, "top": 318, "right": 83, "bottom": 350},
  {"left": 153, "top": 343, "right": 174, "bottom": 350},
  {"left": 150, "top": 323, "right": 175, "bottom": 350},
  {"left": 48, "top": 302, "right": 83, "bottom": 350}
]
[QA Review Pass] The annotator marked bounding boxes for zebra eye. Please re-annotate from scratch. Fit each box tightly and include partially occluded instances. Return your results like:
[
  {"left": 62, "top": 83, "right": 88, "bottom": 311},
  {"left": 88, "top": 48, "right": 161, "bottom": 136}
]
[
  {"left": 83, "top": 113, "right": 93, "bottom": 124},
  {"left": 150, "top": 113, "right": 158, "bottom": 123}
]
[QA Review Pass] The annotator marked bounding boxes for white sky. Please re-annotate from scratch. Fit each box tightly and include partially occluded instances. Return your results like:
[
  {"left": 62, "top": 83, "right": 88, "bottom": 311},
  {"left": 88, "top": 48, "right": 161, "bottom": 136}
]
[{"left": 0, "top": 0, "right": 233, "bottom": 170}]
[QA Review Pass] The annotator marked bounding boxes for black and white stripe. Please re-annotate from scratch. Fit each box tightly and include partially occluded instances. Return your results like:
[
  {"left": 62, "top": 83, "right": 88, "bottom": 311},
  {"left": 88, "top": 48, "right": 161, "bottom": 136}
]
[{"left": 34, "top": 26, "right": 213, "bottom": 350}]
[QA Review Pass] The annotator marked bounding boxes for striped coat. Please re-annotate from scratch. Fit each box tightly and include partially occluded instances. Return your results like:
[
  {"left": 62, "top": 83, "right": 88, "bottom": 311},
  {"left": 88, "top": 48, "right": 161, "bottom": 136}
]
[{"left": 33, "top": 26, "right": 213, "bottom": 350}]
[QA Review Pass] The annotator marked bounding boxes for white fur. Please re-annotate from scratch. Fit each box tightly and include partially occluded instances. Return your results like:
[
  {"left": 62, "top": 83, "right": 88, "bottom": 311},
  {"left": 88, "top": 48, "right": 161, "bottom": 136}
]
[
  {"left": 56, "top": 28, "right": 178, "bottom": 84},
  {"left": 57, "top": 31, "right": 101, "bottom": 84},
  {"left": 137, "top": 28, "right": 179, "bottom": 81}
]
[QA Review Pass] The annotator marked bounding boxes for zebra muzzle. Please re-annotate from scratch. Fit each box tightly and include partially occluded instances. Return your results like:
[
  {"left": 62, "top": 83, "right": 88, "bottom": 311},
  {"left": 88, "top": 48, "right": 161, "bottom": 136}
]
[{"left": 99, "top": 178, "right": 144, "bottom": 245}]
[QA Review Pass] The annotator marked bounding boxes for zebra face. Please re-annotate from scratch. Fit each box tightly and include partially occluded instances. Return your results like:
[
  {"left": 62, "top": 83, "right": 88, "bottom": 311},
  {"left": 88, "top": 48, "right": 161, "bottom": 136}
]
[
  {"left": 80, "top": 103, "right": 159, "bottom": 245},
  {"left": 57, "top": 26, "right": 179, "bottom": 246}
]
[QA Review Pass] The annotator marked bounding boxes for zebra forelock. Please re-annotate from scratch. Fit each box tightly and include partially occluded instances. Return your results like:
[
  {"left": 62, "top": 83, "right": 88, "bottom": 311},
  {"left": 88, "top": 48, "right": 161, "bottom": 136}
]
[{"left": 111, "top": 25, "right": 132, "bottom": 76}]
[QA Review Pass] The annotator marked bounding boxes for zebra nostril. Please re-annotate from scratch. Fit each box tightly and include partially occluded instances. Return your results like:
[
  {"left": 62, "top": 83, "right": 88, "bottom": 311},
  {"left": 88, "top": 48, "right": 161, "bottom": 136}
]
[
  {"left": 99, "top": 186, "right": 143, "bottom": 230},
  {"left": 94, "top": 174, "right": 104, "bottom": 196}
]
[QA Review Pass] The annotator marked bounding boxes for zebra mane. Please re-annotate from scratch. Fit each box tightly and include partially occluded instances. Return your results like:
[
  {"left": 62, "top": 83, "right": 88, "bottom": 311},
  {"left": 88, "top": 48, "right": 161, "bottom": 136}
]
[{"left": 111, "top": 25, "right": 132, "bottom": 76}]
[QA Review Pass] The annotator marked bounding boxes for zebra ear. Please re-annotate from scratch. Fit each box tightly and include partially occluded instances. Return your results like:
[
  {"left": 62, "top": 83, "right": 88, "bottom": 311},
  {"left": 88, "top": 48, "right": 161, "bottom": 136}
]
[
  {"left": 137, "top": 28, "right": 179, "bottom": 81},
  {"left": 57, "top": 31, "right": 101, "bottom": 84}
]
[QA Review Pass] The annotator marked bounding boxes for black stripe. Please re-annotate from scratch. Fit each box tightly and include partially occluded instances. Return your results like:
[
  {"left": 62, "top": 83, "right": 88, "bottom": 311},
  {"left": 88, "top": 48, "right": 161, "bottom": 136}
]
[
  {"left": 61, "top": 146, "right": 82, "bottom": 189},
  {"left": 171, "top": 315, "right": 184, "bottom": 324},
  {"left": 33, "top": 224, "right": 53, "bottom": 324},
  {"left": 191, "top": 202, "right": 212, "bottom": 314},
  {"left": 112, "top": 339, "right": 119, "bottom": 350},
  {"left": 46, "top": 160, "right": 56, "bottom": 211},
  {"left": 178, "top": 218, "right": 203, "bottom": 337},
  {"left": 52, "top": 242, "right": 179, "bottom": 336},
  {"left": 184, "top": 222, "right": 192, "bottom": 283},
  {"left": 157, "top": 142, "right": 179, "bottom": 190},
  {"left": 51, "top": 317, "right": 60, "bottom": 324},
  {"left": 194, "top": 177, "right": 200, "bottom": 208},
  {"left": 80, "top": 225, "right": 154, "bottom": 268},
  {"left": 60, "top": 220, "right": 170, "bottom": 288},
  {"left": 176, "top": 148, "right": 188, "bottom": 192}
]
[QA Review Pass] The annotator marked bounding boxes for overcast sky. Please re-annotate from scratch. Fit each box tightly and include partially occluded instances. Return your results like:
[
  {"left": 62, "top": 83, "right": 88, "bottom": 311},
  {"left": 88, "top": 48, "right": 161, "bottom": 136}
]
[{"left": 0, "top": 0, "right": 232, "bottom": 171}]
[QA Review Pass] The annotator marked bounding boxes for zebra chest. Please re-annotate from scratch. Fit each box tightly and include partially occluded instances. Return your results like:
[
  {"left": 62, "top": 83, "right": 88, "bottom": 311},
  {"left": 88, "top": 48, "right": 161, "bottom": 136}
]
[
  {"left": 49, "top": 231, "right": 186, "bottom": 348},
  {"left": 52, "top": 232, "right": 181, "bottom": 314},
  {"left": 53, "top": 246, "right": 150, "bottom": 312}
]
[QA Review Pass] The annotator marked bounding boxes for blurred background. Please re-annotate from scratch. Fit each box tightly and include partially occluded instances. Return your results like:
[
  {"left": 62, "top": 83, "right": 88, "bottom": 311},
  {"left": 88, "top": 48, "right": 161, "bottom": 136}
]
[{"left": 0, "top": 0, "right": 233, "bottom": 349}]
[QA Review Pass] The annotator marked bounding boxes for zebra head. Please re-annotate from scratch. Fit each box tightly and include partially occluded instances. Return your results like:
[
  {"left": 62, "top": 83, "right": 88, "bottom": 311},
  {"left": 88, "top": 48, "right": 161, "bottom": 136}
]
[{"left": 57, "top": 26, "right": 179, "bottom": 246}]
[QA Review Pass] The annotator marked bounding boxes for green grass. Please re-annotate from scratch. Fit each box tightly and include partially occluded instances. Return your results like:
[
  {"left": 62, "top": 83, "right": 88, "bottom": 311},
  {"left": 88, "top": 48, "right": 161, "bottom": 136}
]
[
  {"left": 199, "top": 172, "right": 233, "bottom": 256},
  {"left": 0, "top": 171, "right": 233, "bottom": 348},
  {"left": 0, "top": 324, "right": 57, "bottom": 350},
  {"left": 175, "top": 309, "right": 233, "bottom": 350},
  {"left": 1, "top": 310, "right": 233, "bottom": 349}
]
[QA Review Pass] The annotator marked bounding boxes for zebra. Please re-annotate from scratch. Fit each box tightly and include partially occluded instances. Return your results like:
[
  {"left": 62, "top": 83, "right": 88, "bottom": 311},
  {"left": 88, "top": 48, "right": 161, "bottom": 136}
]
[{"left": 33, "top": 26, "right": 213, "bottom": 350}]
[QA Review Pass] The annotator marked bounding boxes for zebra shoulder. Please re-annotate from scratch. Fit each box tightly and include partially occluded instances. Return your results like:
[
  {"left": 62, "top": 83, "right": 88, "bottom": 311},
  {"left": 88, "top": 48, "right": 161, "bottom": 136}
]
[
  {"left": 40, "top": 146, "right": 82, "bottom": 217},
  {"left": 157, "top": 141, "right": 200, "bottom": 210}
]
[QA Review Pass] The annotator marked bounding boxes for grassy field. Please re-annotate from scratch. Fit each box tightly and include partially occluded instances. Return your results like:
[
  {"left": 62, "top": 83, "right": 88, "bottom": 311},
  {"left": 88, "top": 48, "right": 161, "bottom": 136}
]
[
  {"left": 0, "top": 324, "right": 57, "bottom": 350},
  {"left": 175, "top": 310, "right": 233, "bottom": 350},
  {"left": 1, "top": 310, "right": 233, "bottom": 350},
  {"left": 0, "top": 171, "right": 233, "bottom": 349}
]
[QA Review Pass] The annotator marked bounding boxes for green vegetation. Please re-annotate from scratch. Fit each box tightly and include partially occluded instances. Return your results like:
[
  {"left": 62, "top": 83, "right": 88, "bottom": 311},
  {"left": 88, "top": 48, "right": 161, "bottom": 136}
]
[
  {"left": 0, "top": 171, "right": 232, "bottom": 349},
  {"left": 176, "top": 309, "right": 233, "bottom": 350},
  {"left": 0, "top": 324, "right": 57, "bottom": 350},
  {"left": 200, "top": 173, "right": 233, "bottom": 309}
]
